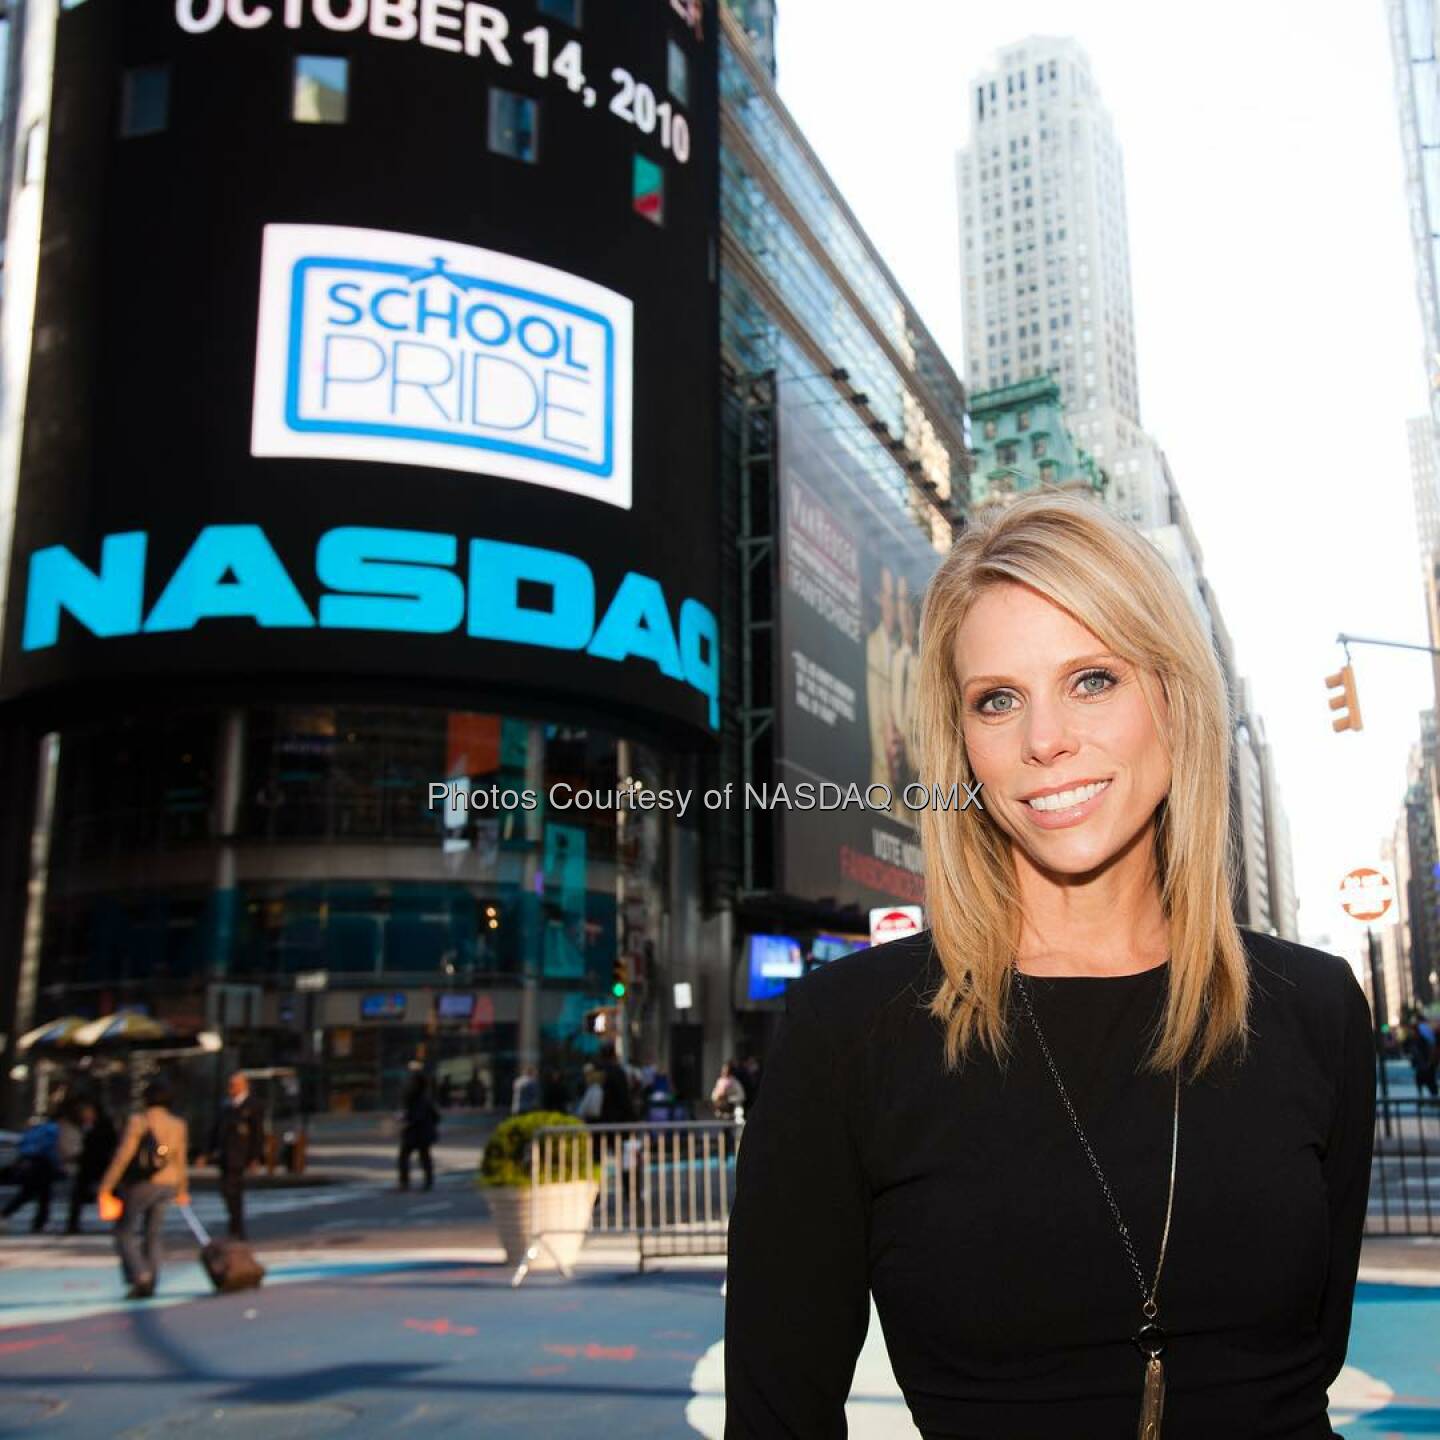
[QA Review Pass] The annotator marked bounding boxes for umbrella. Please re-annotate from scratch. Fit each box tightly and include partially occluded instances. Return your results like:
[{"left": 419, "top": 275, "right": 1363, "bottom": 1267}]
[
  {"left": 71, "top": 1012, "right": 175, "bottom": 1049},
  {"left": 15, "top": 1016, "right": 88, "bottom": 1053}
]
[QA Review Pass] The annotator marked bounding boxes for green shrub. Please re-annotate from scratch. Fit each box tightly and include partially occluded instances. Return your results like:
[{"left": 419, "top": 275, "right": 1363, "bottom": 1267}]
[{"left": 477, "top": 1111, "right": 599, "bottom": 1188}]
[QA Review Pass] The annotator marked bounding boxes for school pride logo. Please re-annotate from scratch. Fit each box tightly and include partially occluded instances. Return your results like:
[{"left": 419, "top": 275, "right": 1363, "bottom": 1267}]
[{"left": 251, "top": 224, "right": 634, "bottom": 508}]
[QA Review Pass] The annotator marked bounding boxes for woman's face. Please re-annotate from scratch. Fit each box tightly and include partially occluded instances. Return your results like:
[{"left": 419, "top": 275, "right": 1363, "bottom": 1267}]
[{"left": 954, "top": 582, "right": 1171, "bottom": 878}]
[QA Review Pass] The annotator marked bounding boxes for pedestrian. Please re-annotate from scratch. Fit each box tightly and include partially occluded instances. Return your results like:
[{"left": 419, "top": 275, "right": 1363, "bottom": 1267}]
[
  {"left": 398, "top": 1072, "right": 440, "bottom": 1191},
  {"left": 465, "top": 1067, "right": 484, "bottom": 1108},
  {"left": 740, "top": 1054, "right": 763, "bottom": 1106},
  {"left": 576, "top": 1064, "right": 604, "bottom": 1121},
  {"left": 597, "top": 1044, "right": 634, "bottom": 1124},
  {"left": 726, "top": 493, "right": 1376, "bottom": 1435},
  {"left": 510, "top": 1064, "right": 540, "bottom": 1115},
  {"left": 97, "top": 1076, "right": 189, "bottom": 1300},
  {"left": 206, "top": 1071, "right": 265, "bottom": 1241},
  {"left": 541, "top": 1066, "right": 569, "bottom": 1112},
  {"left": 1, "top": 1111, "right": 64, "bottom": 1233},
  {"left": 709, "top": 1061, "right": 746, "bottom": 1119},
  {"left": 56, "top": 1102, "right": 83, "bottom": 1199},
  {"left": 65, "top": 1098, "right": 117, "bottom": 1235},
  {"left": 437, "top": 1074, "right": 454, "bottom": 1109},
  {"left": 1403, "top": 1006, "right": 1438, "bottom": 1098}
]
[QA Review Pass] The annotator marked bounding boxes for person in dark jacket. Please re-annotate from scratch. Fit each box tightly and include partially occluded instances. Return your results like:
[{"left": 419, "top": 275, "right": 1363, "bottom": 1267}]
[
  {"left": 398, "top": 1072, "right": 440, "bottom": 1191},
  {"left": 1403, "top": 1006, "right": 1439, "bottom": 1098},
  {"left": 65, "top": 1098, "right": 118, "bottom": 1235},
  {"left": 597, "top": 1045, "right": 634, "bottom": 1124},
  {"left": 540, "top": 1066, "right": 570, "bottom": 1112},
  {"left": 206, "top": 1072, "right": 265, "bottom": 1240},
  {"left": 1, "top": 1113, "right": 63, "bottom": 1233}
]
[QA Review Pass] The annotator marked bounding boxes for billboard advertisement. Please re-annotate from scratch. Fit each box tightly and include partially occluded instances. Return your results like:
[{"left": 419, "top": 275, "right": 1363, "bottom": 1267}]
[
  {"left": 0, "top": 1, "right": 721, "bottom": 739},
  {"left": 773, "top": 378, "right": 944, "bottom": 909}
]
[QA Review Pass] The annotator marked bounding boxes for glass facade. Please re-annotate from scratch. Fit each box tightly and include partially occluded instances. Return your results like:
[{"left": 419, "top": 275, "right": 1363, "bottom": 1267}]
[
  {"left": 717, "top": 25, "right": 966, "bottom": 523},
  {"left": 32, "top": 705, "right": 670, "bottom": 1109}
]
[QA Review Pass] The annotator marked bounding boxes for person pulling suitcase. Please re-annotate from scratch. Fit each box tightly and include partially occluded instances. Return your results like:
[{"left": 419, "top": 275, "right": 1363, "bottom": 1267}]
[{"left": 96, "top": 1077, "right": 189, "bottom": 1300}]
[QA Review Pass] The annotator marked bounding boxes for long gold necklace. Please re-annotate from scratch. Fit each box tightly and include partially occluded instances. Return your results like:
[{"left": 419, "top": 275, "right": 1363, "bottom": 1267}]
[{"left": 1012, "top": 968, "right": 1181, "bottom": 1440}]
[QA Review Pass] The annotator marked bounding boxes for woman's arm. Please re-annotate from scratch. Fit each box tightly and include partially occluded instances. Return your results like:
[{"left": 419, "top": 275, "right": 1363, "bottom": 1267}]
[
  {"left": 1317, "top": 965, "right": 1377, "bottom": 1385},
  {"left": 98, "top": 1116, "right": 142, "bottom": 1196},
  {"left": 724, "top": 981, "right": 870, "bottom": 1438}
]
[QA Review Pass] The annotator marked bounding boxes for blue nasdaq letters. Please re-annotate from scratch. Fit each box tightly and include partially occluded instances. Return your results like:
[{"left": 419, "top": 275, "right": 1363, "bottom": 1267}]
[{"left": 22, "top": 525, "right": 719, "bottom": 729}]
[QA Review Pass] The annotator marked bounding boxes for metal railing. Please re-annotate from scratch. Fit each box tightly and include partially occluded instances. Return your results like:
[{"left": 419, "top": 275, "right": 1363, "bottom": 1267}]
[
  {"left": 1367, "top": 1097, "right": 1440, "bottom": 1236},
  {"left": 513, "top": 1120, "right": 743, "bottom": 1285}
]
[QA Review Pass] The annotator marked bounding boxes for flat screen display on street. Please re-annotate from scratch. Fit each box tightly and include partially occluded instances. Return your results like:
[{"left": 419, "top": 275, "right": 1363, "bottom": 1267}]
[{"left": 745, "top": 933, "right": 804, "bottom": 1003}]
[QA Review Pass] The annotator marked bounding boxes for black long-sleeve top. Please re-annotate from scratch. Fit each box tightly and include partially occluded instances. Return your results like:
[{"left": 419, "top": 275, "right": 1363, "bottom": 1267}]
[{"left": 725, "top": 928, "right": 1376, "bottom": 1439}]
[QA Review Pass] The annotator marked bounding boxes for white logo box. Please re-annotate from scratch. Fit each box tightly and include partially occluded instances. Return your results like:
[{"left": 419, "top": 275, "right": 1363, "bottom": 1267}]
[{"left": 251, "top": 224, "right": 634, "bottom": 509}]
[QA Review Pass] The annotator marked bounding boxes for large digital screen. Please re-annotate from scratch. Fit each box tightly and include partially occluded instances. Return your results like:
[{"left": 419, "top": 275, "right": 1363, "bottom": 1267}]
[
  {"left": 772, "top": 378, "right": 944, "bottom": 910},
  {"left": 0, "top": 1, "right": 721, "bottom": 741},
  {"left": 745, "top": 933, "right": 804, "bottom": 1003},
  {"left": 360, "top": 992, "right": 407, "bottom": 1021},
  {"left": 436, "top": 992, "right": 477, "bottom": 1021}
]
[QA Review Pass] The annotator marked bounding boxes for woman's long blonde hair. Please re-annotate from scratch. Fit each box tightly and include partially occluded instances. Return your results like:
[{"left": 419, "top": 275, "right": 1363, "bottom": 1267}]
[{"left": 914, "top": 490, "right": 1249, "bottom": 1078}]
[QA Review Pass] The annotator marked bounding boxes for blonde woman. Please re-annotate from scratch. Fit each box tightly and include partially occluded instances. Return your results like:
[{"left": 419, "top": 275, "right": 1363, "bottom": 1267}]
[{"left": 725, "top": 492, "right": 1374, "bottom": 1438}]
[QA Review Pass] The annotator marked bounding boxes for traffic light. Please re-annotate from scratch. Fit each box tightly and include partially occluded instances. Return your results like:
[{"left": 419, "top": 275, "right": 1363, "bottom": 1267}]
[
  {"left": 1325, "top": 664, "right": 1363, "bottom": 733},
  {"left": 611, "top": 955, "right": 629, "bottom": 1000}
]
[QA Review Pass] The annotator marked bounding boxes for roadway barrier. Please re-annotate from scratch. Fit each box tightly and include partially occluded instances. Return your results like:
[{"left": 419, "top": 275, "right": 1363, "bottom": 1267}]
[
  {"left": 1368, "top": 1097, "right": 1440, "bottom": 1236},
  {"left": 512, "top": 1119, "right": 743, "bottom": 1286}
]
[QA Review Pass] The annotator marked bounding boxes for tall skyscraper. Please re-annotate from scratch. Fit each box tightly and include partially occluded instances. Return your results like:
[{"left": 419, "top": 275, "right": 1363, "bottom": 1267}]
[
  {"left": 956, "top": 36, "right": 1169, "bottom": 531},
  {"left": 1389, "top": 0, "right": 1440, "bottom": 442},
  {"left": 1410, "top": 415, "right": 1440, "bottom": 564}
]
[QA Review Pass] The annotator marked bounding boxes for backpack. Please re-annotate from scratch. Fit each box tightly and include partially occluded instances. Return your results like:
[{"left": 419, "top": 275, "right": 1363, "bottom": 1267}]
[
  {"left": 17, "top": 1121, "right": 59, "bottom": 1165},
  {"left": 123, "top": 1128, "right": 171, "bottom": 1187}
]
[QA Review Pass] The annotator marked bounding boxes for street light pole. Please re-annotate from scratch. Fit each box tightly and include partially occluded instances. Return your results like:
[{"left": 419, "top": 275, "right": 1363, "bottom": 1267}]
[{"left": 1367, "top": 926, "right": 1391, "bottom": 1137}]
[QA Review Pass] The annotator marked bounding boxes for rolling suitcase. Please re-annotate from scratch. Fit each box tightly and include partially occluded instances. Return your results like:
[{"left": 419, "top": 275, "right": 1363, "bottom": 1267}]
[{"left": 179, "top": 1201, "right": 266, "bottom": 1293}]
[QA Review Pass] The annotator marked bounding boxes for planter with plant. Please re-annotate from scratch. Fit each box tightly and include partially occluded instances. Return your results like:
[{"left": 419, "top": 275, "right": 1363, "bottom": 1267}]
[{"left": 479, "top": 1111, "right": 600, "bottom": 1275}]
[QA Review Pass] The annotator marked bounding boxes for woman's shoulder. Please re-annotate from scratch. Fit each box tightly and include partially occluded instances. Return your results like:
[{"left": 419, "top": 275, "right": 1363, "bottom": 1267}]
[
  {"left": 786, "top": 930, "right": 939, "bottom": 1041},
  {"left": 1239, "top": 927, "right": 1367, "bottom": 1024}
]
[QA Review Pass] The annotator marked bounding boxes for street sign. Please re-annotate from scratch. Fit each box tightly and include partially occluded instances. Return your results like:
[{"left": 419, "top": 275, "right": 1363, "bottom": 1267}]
[
  {"left": 673, "top": 982, "right": 693, "bottom": 1011},
  {"left": 869, "top": 906, "right": 924, "bottom": 946},
  {"left": 295, "top": 970, "right": 329, "bottom": 992},
  {"left": 1338, "top": 865, "right": 1395, "bottom": 925}
]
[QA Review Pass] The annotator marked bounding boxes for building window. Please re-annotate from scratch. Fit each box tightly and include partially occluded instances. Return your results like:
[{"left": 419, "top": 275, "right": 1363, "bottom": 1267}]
[
  {"left": 997, "top": 443, "right": 1018, "bottom": 465},
  {"left": 1017, "top": 410, "right": 1031, "bottom": 431},
  {"left": 488, "top": 88, "right": 539, "bottom": 163},
  {"left": 119, "top": 64, "right": 170, "bottom": 137},
  {"left": 293, "top": 56, "right": 348, "bottom": 124},
  {"left": 982, "top": 419, "right": 998, "bottom": 440},
  {"left": 537, "top": 0, "right": 582, "bottom": 23},
  {"left": 1032, "top": 436, "right": 1048, "bottom": 459},
  {"left": 667, "top": 38, "right": 689, "bottom": 103},
  {"left": 633, "top": 152, "right": 664, "bottom": 225}
]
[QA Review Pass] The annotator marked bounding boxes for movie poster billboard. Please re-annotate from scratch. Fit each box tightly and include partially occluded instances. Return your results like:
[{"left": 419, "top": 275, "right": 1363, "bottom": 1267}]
[{"left": 773, "top": 377, "right": 946, "bottom": 910}]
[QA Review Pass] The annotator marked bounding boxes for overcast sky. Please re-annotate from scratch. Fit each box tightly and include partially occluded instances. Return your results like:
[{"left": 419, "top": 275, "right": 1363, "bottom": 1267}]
[{"left": 773, "top": 0, "right": 1431, "bottom": 964}]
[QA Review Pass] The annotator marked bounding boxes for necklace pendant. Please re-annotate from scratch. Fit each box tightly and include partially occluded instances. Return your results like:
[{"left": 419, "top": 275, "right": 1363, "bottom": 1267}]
[{"left": 1137, "top": 1353, "right": 1165, "bottom": 1439}]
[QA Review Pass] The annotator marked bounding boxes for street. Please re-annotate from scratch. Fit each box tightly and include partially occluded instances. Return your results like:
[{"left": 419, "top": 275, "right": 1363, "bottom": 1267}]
[{"left": 1, "top": 1116, "right": 1437, "bottom": 1438}]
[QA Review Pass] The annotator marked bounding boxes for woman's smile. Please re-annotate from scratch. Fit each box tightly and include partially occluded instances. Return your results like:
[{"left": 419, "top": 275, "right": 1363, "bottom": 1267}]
[{"left": 1021, "top": 776, "right": 1113, "bottom": 828}]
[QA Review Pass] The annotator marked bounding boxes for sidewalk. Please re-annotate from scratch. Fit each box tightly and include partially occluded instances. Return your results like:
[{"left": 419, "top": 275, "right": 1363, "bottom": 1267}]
[
  {"left": 1358, "top": 1232, "right": 1440, "bottom": 1280},
  {"left": 0, "top": 1244, "right": 1433, "bottom": 1439}
]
